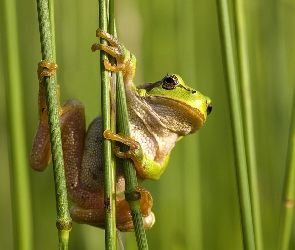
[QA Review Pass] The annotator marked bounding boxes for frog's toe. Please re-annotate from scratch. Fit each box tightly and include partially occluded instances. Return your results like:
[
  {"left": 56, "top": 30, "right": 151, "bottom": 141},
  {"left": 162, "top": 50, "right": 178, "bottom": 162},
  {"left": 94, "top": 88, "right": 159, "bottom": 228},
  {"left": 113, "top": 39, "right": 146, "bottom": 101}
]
[
  {"left": 142, "top": 212, "right": 155, "bottom": 230},
  {"left": 116, "top": 212, "right": 155, "bottom": 231},
  {"left": 38, "top": 60, "right": 58, "bottom": 71},
  {"left": 95, "top": 29, "right": 122, "bottom": 48},
  {"left": 37, "top": 60, "right": 58, "bottom": 82},
  {"left": 103, "top": 59, "right": 125, "bottom": 72},
  {"left": 91, "top": 43, "right": 122, "bottom": 58},
  {"left": 91, "top": 43, "right": 125, "bottom": 69},
  {"left": 134, "top": 187, "right": 153, "bottom": 215}
]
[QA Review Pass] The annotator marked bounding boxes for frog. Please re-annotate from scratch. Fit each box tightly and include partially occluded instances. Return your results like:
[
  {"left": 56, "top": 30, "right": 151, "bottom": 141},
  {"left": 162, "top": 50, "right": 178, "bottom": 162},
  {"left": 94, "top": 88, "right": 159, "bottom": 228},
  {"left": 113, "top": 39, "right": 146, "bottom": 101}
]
[{"left": 30, "top": 29, "right": 212, "bottom": 231}]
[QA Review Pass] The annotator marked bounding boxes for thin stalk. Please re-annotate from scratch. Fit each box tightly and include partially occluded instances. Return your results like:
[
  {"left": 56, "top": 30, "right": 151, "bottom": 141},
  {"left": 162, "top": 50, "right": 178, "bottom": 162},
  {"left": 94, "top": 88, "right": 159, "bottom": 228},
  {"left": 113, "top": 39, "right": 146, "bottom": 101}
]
[
  {"left": 48, "top": 0, "right": 56, "bottom": 62},
  {"left": 99, "top": 1, "right": 148, "bottom": 248},
  {"left": 215, "top": 0, "right": 255, "bottom": 249},
  {"left": 108, "top": 0, "right": 115, "bottom": 37},
  {"left": 3, "top": 0, "right": 33, "bottom": 248},
  {"left": 278, "top": 90, "right": 295, "bottom": 250},
  {"left": 108, "top": 2, "right": 118, "bottom": 249},
  {"left": 36, "top": 0, "right": 71, "bottom": 248},
  {"left": 233, "top": 1, "right": 263, "bottom": 249},
  {"left": 98, "top": 0, "right": 117, "bottom": 249},
  {"left": 116, "top": 73, "right": 149, "bottom": 250}
]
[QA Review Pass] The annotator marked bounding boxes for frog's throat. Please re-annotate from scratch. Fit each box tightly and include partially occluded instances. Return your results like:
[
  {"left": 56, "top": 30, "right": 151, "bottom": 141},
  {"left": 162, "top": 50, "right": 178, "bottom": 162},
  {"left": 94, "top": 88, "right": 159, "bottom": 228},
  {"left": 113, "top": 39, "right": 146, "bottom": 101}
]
[{"left": 142, "top": 96, "right": 206, "bottom": 135}]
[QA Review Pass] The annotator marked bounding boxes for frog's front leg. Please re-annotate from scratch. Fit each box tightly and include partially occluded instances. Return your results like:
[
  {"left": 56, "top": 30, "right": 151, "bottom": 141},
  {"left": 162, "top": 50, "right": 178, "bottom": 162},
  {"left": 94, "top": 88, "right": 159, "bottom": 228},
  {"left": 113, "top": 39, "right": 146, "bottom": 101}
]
[
  {"left": 103, "top": 130, "right": 168, "bottom": 180},
  {"left": 91, "top": 30, "right": 168, "bottom": 181},
  {"left": 91, "top": 29, "right": 136, "bottom": 86}
]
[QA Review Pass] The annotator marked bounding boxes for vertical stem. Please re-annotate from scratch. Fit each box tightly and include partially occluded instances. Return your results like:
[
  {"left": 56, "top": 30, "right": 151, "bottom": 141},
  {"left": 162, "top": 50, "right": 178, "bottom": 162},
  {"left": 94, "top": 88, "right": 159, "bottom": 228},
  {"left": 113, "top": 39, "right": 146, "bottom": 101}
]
[
  {"left": 2, "top": 0, "right": 33, "bottom": 249},
  {"left": 48, "top": 0, "right": 56, "bottom": 62},
  {"left": 36, "top": 0, "right": 71, "bottom": 248},
  {"left": 98, "top": 1, "right": 148, "bottom": 248},
  {"left": 215, "top": 0, "right": 255, "bottom": 249},
  {"left": 98, "top": 0, "right": 117, "bottom": 249},
  {"left": 116, "top": 74, "right": 149, "bottom": 250},
  {"left": 278, "top": 90, "right": 295, "bottom": 250},
  {"left": 233, "top": 1, "right": 263, "bottom": 249}
]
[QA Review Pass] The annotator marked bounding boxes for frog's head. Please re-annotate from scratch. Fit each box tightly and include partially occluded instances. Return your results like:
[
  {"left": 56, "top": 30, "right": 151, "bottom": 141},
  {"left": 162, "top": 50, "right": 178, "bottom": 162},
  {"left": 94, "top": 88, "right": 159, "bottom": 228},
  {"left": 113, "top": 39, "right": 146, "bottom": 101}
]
[{"left": 137, "top": 74, "right": 212, "bottom": 135}]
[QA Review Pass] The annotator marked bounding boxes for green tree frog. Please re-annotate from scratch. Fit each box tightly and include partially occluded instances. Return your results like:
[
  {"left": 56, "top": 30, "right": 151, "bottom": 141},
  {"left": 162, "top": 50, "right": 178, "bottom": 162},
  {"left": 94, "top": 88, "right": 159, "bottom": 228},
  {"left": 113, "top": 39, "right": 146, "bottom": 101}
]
[{"left": 30, "top": 29, "right": 212, "bottom": 231}]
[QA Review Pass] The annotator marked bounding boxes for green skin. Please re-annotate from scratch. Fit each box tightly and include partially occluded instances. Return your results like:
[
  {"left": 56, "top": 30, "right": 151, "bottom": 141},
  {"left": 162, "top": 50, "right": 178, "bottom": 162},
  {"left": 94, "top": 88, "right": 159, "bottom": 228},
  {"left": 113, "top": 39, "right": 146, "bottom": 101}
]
[{"left": 30, "top": 29, "right": 212, "bottom": 231}]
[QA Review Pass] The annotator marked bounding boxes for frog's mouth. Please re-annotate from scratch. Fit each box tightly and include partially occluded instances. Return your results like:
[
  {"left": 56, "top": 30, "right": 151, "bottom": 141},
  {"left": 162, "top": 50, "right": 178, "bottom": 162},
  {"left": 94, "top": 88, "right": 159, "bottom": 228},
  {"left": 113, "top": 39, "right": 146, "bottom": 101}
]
[{"left": 145, "top": 96, "right": 207, "bottom": 135}]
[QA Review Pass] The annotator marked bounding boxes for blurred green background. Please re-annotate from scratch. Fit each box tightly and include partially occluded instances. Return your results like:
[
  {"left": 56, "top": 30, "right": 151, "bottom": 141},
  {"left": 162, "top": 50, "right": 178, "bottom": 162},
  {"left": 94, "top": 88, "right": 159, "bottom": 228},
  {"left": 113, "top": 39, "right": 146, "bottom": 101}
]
[{"left": 1, "top": 0, "right": 295, "bottom": 249}]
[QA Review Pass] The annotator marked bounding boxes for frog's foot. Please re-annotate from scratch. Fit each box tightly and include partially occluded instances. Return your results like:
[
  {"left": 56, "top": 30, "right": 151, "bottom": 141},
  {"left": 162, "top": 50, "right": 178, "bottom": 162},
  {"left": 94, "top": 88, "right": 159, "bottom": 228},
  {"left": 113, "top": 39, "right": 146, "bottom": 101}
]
[
  {"left": 37, "top": 60, "right": 58, "bottom": 83},
  {"left": 103, "top": 130, "right": 144, "bottom": 168},
  {"left": 37, "top": 60, "right": 71, "bottom": 117},
  {"left": 70, "top": 187, "right": 155, "bottom": 231},
  {"left": 91, "top": 29, "right": 135, "bottom": 77},
  {"left": 116, "top": 186, "right": 155, "bottom": 231}
]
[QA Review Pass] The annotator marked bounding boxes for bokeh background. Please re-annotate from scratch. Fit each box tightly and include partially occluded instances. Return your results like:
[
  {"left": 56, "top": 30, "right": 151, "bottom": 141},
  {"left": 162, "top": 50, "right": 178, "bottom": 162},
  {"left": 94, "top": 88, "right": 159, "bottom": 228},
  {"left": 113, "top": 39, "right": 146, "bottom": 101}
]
[{"left": 1, "top": 0, "right": 295, "bottom": 249}]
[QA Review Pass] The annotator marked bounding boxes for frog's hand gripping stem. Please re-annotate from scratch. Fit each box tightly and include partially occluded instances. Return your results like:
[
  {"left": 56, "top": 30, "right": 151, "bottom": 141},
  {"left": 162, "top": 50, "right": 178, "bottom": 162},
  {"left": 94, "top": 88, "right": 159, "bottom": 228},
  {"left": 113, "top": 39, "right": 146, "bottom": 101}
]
[
  {"left": 91, "top": 29, "right": 136, "bottom": 85},
  {"left": 104, "top": 130, "right": 167, "bottom": 180}
]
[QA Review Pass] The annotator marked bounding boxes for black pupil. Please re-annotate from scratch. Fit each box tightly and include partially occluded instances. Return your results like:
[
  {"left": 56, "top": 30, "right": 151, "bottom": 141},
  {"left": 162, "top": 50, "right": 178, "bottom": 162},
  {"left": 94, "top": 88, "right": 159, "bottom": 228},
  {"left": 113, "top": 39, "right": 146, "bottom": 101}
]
[{"left": 165, "top": 76, "right": 177, "bottom": 85}]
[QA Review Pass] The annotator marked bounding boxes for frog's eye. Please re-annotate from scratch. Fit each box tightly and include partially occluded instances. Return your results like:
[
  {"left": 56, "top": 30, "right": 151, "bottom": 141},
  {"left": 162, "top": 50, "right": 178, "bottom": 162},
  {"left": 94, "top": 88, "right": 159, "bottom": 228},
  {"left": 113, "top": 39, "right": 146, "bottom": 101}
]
[
  {"left": 206, "top": 102, "right": 212, "bottom": 115},
  {"left": 162, "top": 74, "right": 179, "bottom": 90}
]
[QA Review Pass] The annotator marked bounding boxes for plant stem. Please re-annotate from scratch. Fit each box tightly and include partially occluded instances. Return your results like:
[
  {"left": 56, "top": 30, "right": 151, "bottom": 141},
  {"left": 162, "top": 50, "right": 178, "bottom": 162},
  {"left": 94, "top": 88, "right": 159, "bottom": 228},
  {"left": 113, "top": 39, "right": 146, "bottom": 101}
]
[
  {"left": 98, "top": 1, "right": 148, "bottom": 248},
  {"left": 48, "top": 0, "right": 56, "bottom": 62},
  {"left": 278, "top": 90, "right": 295, "bottom": 250},
  {"left": 215, "top": 0, "right": 255, "bottom": 249},
  {"left": 233, "top": 1, "right": 263, "bottom": 249},
  {"left": 116, "top": 73, "right": 149, "bottom": 250},
  {"left": 98, "top": 0, "right": 117, "bottom": 249},
  {"left": 3, "top": 0, "right": 33, "bottom": 248},
  {"left": 36, "top": 0, "right": 71, "bottom": 248}
]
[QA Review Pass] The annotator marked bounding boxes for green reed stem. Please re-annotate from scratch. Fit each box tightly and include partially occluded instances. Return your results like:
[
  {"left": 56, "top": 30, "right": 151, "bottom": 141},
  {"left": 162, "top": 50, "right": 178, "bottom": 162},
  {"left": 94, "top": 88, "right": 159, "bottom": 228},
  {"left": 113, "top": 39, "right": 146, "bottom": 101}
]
[
  {"left": 215, "top": 0, "right": 255, "bottom": 249},
  {"left": 116, "top": 72, "right": 149, "bottom": 250},
  {"left": 3, "top": 0, "right": 33, "bottom": 249},
  {"left": 98, "top": 0, "right": 117, "bottom": 249},
  {"left": 36, "top": 0, "right": 71, "bottom": 248},
  {"left": 233, "top": 1, "right": 263, "bottom": 249},
  {"left": 278, "top": 89, "right": 295, "bottom": 250},
  {"left": 98, "top": 1, "right": 149, "bottom": 248}
]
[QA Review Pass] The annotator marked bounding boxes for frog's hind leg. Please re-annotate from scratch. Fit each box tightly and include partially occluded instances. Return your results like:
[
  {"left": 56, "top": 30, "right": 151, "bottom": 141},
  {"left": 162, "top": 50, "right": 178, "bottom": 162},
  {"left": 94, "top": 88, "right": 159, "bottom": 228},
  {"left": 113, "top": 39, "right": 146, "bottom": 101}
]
[
  {"left": 59, "top": 99, "right": 86, "bottom": 190},
  {"left": 70, "top": 187, "right": 155, "bottom": 231},
  {"left": 30, "top": 61, "right": 59, "bottom": 171}
]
